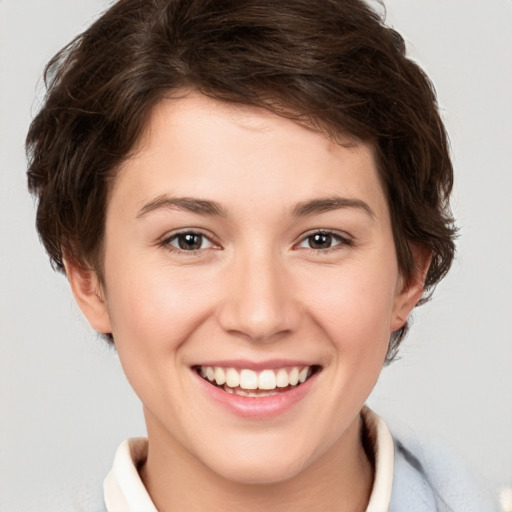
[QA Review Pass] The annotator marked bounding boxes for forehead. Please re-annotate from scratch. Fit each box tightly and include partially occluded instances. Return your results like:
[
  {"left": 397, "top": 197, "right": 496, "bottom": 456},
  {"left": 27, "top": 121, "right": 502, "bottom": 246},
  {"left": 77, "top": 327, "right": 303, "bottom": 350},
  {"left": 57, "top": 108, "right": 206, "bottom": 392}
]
[
  {"left": 138, "top": 92, "right": 347, "bottom": 153},
  {"left": 112, "top": 93, "right": 388, "bottom": 220}
]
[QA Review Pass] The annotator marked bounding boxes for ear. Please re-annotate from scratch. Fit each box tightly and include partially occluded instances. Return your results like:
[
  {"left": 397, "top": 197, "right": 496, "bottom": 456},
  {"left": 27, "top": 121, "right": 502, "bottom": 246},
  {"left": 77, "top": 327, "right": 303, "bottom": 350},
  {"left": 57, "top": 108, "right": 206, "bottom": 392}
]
[
  {"left": 391, "top": 245, "right": 432, "bottom": 332},
  {"left": 64, "top": 259, "right": 112, "bottom": 334}
]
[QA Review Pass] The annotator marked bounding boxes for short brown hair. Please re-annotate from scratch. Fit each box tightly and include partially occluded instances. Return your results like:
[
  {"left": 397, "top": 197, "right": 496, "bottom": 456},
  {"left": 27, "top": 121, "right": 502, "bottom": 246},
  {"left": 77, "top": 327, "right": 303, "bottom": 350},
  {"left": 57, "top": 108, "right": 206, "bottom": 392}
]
[{"left": 26, "top": 0, "right": 456, "bottom": 354}]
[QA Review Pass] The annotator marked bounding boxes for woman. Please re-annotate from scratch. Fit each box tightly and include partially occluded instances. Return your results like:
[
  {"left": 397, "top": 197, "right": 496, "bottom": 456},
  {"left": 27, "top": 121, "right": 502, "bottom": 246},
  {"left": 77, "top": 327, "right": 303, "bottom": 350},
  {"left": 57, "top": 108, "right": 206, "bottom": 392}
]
[{"left": 25, "top": 0, "right": 498, "bottom": 510}]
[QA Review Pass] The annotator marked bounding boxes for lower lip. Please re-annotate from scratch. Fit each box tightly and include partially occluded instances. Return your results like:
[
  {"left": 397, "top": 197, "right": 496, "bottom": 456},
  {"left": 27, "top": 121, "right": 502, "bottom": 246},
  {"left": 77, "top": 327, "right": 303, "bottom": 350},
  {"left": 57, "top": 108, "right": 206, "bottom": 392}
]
[{"left": 193, "top": 371, "right": 318, "bottom": 419}]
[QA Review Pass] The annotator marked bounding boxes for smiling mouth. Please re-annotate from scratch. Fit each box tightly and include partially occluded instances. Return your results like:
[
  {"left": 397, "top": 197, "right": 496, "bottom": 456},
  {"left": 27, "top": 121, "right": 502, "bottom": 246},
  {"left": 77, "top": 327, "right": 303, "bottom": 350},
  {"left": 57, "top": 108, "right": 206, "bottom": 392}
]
[{"left": 195, "top": 365, "right": 321, "bottom": 397}]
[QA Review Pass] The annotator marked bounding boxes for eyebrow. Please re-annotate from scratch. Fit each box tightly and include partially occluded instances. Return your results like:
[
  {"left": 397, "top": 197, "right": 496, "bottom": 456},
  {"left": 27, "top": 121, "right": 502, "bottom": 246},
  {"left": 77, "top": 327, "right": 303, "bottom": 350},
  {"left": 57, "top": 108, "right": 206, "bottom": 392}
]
[
  {"left": 136, "top": 194, "right": 374, "bottom": 219},
  {"left": 293, "top": 197, "right": 375, "bottom": 218},
  {"left": 136, "top": 195, "right": 227, "bottom": 218}
]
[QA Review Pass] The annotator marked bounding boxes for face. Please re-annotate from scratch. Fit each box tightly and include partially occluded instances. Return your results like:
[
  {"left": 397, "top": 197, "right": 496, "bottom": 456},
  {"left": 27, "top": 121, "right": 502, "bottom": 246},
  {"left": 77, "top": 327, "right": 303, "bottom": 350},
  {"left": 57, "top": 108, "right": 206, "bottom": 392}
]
[{"left": 72, "top": 93, "right": 421, "bottom": 485}]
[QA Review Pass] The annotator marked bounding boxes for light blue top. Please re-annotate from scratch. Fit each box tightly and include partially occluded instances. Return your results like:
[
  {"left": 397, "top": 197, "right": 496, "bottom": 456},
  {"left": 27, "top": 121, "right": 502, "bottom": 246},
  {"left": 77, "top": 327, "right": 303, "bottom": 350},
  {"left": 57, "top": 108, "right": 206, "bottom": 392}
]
[
  {"left": 390, "top": 434, "right": 499, "bottom": 512},
  {"left": 59, "top": 418, "right": 501, "bottom": 511}
]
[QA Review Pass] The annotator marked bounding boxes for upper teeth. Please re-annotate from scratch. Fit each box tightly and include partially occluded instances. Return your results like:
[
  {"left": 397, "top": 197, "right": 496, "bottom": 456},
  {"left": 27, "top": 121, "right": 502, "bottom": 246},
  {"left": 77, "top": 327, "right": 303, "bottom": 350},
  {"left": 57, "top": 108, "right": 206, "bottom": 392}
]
[{"left": 200, "top": 366, "right": 312, "bottom": 390}]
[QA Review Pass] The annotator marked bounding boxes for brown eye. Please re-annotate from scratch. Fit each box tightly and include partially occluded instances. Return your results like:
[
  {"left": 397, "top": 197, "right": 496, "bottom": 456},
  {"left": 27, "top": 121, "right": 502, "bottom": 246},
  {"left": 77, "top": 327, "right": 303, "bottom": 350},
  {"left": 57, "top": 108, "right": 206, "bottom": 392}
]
[
  {"left": 308, "top": 233, "right": 334, "bottom": 249},
  {"left": 165, "top": 232, "right": 214, "bottom": 251},
  {"left": 297, "top": 231, "right": 350, "bottom": 251},
  {"left": 178, "top": 233, "right": 203, "bottom": 250}
]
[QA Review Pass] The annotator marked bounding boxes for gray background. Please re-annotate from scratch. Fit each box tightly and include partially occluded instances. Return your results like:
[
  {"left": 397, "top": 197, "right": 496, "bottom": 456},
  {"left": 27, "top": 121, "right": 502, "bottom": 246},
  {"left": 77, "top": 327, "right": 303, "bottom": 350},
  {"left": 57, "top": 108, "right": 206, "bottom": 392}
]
[{"left": 1, "top": 0, "right": 511, "bottom": 510}]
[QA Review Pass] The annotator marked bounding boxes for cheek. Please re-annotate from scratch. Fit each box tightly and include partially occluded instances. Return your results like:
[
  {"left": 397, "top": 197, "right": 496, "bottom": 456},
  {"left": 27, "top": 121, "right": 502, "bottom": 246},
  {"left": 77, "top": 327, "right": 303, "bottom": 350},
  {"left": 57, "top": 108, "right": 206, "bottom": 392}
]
[
  {"left": 292, "top": 264, "right": 395, "bottom": 445},
  {"left": 101, "top": 263, "right": 210, "bottom": 407},
  {"left": 103, "top": 252, "right": 217, "bottom": 353},
  {"left": 302, "top": 263, "right": 397, "bottom": 354}
]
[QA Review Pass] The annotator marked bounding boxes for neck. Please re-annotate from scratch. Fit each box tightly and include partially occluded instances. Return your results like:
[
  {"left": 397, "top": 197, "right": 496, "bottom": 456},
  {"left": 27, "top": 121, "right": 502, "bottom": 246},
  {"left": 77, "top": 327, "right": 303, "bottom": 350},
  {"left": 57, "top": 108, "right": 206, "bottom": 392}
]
[{"left": 140, "top": 412, "right": 374, "bottom": 512}]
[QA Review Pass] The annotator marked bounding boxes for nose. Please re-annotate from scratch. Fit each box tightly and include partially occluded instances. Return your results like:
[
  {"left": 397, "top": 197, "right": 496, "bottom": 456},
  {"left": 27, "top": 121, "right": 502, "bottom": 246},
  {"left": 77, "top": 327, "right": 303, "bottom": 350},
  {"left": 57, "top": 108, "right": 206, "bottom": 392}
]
[{"left": 217, "top": 250, "right": 301, "bottom": 343}]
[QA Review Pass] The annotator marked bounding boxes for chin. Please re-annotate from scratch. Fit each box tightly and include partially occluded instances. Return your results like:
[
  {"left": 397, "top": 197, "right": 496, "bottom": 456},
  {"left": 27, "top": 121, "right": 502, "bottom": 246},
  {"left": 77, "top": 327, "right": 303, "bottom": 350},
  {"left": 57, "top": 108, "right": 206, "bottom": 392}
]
[
  {"left": 213, "top": 458, "right": 307, "bottom": 486},
  {"left": 196, "top": 436, "right": 318, "bottom": 486}
]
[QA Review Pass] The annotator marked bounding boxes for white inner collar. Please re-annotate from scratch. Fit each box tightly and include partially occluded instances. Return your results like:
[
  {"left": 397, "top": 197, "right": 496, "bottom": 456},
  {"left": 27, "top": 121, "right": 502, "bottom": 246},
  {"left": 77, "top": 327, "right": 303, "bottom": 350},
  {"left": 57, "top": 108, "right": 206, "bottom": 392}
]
[{"left": 104, "top": 407, "right": 394, "bottom": 512}]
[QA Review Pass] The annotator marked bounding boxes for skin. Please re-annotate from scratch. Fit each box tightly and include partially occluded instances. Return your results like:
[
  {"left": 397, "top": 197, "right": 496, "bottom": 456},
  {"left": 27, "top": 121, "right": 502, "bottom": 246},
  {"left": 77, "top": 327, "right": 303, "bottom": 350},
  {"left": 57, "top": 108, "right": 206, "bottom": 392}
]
[{"left": 67, "top": 93, "right": 428, "bottom": 512}]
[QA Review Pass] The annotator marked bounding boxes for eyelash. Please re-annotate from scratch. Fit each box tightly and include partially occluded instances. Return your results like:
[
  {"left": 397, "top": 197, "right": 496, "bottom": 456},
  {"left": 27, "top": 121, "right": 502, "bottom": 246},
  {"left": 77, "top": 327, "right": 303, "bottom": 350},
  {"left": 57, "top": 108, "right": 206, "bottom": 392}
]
[{"left": 159, "top": 229, "right": 352, "bottom": 255}]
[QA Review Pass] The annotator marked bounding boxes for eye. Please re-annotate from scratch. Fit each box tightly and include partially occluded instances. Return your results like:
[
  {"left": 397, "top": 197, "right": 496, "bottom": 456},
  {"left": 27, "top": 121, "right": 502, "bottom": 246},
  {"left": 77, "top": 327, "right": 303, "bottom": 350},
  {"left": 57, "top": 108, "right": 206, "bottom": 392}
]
[
  {"left": 163, "top": 231, "right": 216, "bottom": 252},
  {"left": 297, "top": 231, "right": 350, "bottom": 250}
]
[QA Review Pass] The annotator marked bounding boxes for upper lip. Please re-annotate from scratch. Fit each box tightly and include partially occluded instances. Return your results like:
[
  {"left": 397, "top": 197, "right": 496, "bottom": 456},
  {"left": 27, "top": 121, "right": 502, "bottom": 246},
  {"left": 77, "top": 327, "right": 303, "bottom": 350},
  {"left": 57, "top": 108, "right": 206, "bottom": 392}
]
[{"left": 193, "top": 359, "right": 321, "bottom": 371}]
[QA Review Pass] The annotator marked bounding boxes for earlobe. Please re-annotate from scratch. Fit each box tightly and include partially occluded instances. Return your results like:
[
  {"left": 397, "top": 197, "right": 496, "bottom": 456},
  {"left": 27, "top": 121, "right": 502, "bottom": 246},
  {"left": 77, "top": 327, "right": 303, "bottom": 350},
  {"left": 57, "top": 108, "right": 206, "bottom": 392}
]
[
  {"left": 391, "top": 245, "right": 432, "bottom": 332},
  {"left": 64, "top": 259, "right": 112, "bottom": 334}
]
